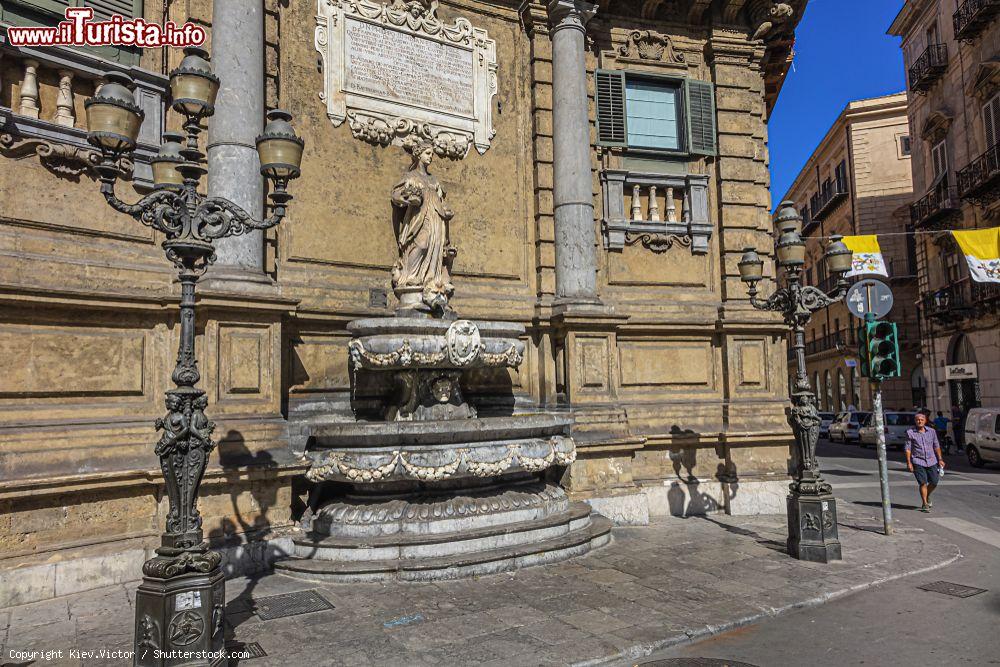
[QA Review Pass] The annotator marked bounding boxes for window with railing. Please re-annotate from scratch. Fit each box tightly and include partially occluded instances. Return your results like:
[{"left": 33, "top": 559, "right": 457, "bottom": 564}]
[
  {"left": 956, "top": 93, "right": 1000, "bottom": 201},
  {"left": 910, "top": 178, "right": 961, "bottom": 228},
  {"left": 908, "top": 44, "right": 948, "bottom": 93},
  {"left": 953, "top": 0, "right": 1000, "bottom": 42},
  {"left": 809, "top": 163, "right": 850, "bottom": 221}
]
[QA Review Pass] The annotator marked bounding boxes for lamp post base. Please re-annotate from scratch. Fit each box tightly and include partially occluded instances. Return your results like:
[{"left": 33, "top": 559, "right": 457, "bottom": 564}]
[
  {"left": 786, "top": 492, "right": 842, "bottom": 563},
  {"left": 133, "top": 553, "right": 226, "bottom": 667}
]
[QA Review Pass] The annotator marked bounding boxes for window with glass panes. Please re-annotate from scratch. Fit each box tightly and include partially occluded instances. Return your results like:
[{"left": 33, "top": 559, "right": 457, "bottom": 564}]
[
  {"left": 931, "top": 140, "right": 949, "bottom": 183},
  {"left": 595, "top": 70, "right": 717, "bottom": 156},
  {"left": 982, "top": 93, "right": 1000, "bottom": 149}
]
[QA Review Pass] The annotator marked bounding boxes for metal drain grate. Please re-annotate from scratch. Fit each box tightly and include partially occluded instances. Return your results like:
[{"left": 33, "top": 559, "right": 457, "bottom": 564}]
[
  {"left": 226, "top": 641, "right": 267, "bottom": 661},
  {"left": 639, "top": 660, "right": 760, "bottom": 667},
  {"left": 251, "top": 589, "right": 334, "bottom": 620},
  {"left": 917, "top": 581, "right": 988, "bottom": 598}
]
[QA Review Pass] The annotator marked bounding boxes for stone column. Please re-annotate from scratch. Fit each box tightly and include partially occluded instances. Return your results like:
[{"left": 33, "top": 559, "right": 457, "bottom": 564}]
[
  {"left": 547, "top": 0, "right": 598, "bottom": 303},
  {"left": 207, "top": 0, "right": 266, "bottom": 279}
]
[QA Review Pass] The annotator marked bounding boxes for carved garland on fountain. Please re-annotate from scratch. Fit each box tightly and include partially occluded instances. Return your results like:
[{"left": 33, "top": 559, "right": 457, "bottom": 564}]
[
  {"left": 306, "top": 437, "right": 576, "bottom": 483},
  {"left": 348, "top": 338, "right": 523, "bottom": 370}
]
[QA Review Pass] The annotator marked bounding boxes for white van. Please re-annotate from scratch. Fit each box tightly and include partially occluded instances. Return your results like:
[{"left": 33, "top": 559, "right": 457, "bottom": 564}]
[{"left": 964, "top": 408, "right": 1000, "bottom": 467}]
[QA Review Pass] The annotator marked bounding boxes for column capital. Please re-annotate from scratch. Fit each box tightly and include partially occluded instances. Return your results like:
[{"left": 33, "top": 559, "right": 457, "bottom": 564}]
[{"left": 547, "top": 0, "right": 596, "bottom": 33}]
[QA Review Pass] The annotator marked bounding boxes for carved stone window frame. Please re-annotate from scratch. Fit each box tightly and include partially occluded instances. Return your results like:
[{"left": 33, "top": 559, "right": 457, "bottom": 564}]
[
  {"left": 314, "top": 0, "right": 498, "bottom": 159},
  {"left": 0, "top": 43, "right": 167, "bottom": 187},
  {"left": 600, "top": 169, "right": 712, "bottom": 254}
]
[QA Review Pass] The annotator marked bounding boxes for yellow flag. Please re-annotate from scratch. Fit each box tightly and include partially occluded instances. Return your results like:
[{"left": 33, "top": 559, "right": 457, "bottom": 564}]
[
  {"left": 842, "top": 235, "right": 888, "bottom": 277},
  {"left": 953, "top": 227, "right": 1000, "bottom": 283}
]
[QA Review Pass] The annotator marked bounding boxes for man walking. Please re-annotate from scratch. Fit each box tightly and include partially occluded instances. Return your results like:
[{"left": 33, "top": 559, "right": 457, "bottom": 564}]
[{"left": 906, "top": 413, "right": 945, "bottom": 512}]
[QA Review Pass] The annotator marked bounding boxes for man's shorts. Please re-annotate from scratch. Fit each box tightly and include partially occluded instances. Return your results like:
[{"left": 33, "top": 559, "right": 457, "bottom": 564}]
[{"left": 913, "top": 464, "right": 940, "bottom": 486}]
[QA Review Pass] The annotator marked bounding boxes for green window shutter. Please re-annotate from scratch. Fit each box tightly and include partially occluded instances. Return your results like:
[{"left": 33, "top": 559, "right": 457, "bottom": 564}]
[
  {"left": 1, "top": 0, "right": 72, "bottom": 23},
  {"left": 684, "top": 78, "right": 717, "bottom": 157},
  {"left": 84, "top": 0, "right": 141, "bottom": 20},
  {"left": 595, "top": 69, "right": 627, "bottom": 147}
]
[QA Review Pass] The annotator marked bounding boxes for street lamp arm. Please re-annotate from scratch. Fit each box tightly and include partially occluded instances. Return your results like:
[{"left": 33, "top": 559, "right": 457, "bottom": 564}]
[
  {"left": 800, "top": 280, "right": 848, "bottom": 315},
  {"left": 99, "top": 180, "right": 185, "bottom": 232},
  {"left": 748, "top": 286, "right": 792, "bottom": 313},
  {"left": 196, "top": 196, "right": 287, "bottom": 238}
]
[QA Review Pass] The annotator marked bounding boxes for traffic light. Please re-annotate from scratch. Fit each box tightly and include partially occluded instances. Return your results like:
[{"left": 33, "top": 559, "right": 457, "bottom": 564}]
[{"left": 859, "top": 318, "right": 900, "bottom": 381}]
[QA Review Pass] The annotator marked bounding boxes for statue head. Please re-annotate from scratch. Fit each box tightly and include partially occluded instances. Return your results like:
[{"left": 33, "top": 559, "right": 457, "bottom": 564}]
[{"left": 403, "top": 135, "right": 436, "bottom": 169}]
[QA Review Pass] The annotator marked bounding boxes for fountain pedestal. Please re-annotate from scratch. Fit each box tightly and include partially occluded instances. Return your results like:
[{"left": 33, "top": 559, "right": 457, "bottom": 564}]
[{"left": 275, "top": 317, "right": 610, "bottom": 581}]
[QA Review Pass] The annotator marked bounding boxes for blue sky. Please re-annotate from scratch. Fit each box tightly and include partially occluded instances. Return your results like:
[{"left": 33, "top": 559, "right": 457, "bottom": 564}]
[{"left": 769, "top": 0, "right": 906, "bottom": 204}]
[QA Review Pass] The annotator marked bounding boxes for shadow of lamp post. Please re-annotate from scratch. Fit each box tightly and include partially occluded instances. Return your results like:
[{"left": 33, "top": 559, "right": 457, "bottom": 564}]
[
  {"left": 84, "top": 47, "right": 303, "bottom": 663},
  {"left": 737, "top": 201, "right": 853, "bottom": 563}
]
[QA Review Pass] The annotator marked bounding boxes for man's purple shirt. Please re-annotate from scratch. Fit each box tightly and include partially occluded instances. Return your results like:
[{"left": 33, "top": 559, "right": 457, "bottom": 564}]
[{"left": 906, "top": 427, "right": 940, "bottom": 467}]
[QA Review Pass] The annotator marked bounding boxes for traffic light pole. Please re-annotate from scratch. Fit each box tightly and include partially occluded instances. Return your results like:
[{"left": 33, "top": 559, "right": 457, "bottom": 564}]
[{"left": 871, "top": 382, "right": 894, "bottom": 536}]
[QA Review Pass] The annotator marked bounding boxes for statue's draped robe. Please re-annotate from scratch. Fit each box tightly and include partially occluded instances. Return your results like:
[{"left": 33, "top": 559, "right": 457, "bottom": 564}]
[{"left": 391, "top": 169, "right": 454, "bottom": 304}]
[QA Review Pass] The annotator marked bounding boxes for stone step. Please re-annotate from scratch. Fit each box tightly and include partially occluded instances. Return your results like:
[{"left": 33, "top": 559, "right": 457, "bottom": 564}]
[
  {"left": 274, "top": 515, "right": 612, "bottom": 583},
  {"left": 293, "top": 502, "right": 594, "bottom": 561}
]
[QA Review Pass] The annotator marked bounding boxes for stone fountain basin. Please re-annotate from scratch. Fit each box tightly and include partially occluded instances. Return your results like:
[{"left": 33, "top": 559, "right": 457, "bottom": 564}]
[
  {"left": 308, "top": 414, "right": 570, "bottom": 448},
  {"left": 304, "top": 415, "right": 576, "bottom": 484},
  {"left": 347, "top": 318, "right": 525, "bottom": 370},
  {"left": 348, "top": 317, "right": 525, "bottom": 338}
]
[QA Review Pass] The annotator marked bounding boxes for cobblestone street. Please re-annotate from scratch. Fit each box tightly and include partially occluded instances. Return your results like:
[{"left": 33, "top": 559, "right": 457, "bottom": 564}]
[{"left": 1, "top": 503, "right": 959, "bottom": 666}]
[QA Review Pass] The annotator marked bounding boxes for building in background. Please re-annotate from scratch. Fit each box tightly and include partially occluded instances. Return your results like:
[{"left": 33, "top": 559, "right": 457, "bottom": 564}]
[
  {"left": 890, "top": 0, "right": 1000, "bottom": 419},
  {"left": 780, "top": 93, "right": 920, "bottom": 414},
  {"left": 0, "top": 0, "right": 808, "bottom": 606}
]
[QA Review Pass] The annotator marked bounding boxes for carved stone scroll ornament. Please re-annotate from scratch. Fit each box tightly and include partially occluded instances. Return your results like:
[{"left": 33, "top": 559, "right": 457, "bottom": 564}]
[
  {"left": 315, "top": 0, "right": 498, "bottom": 158},
  {"left": 618, "top": 30, "right": 685, "bottom": 63},
  {"left": 624, "top": 232, "right": 692, "bottom": 254},
  {"left": 0, "top": 132, "right": 134, "bottom": 179}
]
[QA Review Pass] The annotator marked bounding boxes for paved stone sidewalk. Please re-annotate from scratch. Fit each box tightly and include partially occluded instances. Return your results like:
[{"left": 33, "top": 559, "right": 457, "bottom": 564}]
[{"left": 1, "top": 504, "right": 960, "bottom": 667}]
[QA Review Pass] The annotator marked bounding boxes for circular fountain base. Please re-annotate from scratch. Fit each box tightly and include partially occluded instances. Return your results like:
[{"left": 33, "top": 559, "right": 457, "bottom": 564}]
[{"left": 274, "top": 480, "right": 611, "bottom": 582}]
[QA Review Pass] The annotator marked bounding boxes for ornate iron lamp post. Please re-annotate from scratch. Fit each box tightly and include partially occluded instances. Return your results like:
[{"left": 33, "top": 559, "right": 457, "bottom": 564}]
[
  {"left": 738, "top": 201, "right": 853, "bottom": 563},
  {"left": 85, "top": 47, "right": 303, "bottom": 663}
]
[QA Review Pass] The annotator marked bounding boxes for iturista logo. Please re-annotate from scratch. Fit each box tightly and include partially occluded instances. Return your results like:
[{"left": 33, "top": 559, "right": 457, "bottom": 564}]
[{"left": 6, "top": 7, "right": 205, "bottom": 49}]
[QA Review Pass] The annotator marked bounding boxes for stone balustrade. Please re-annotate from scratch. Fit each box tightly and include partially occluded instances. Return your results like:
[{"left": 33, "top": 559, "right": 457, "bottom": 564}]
[
  {"left": 0, "top": 44, "right": 168, "bottom": 187},
  {"left": 600, "top": 169, "right": 712, "bottom": 253}
]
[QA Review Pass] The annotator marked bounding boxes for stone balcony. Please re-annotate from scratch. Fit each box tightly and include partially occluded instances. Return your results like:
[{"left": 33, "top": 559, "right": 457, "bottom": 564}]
[
  {"left": 921, "top": 276, "right": 1000, "bottom": 323},
  {"left": 600, "top": 169, "right": 712, "bottom": 254},
  {"left": 0, "top": 42, "right": 167, "bottom": 188},
  {"left": 957, "top": 143, "right": 1000, "bottom": 205},
  {"left": 909, "top": 179, "right": 962, "bottom": 229},
  {"left": 809, "top": 178, "right": 849, "bottom": 222},
  {"left": 954, "top": 0, "right": 1000, "bottom": 42},
  {"left": 908, "top": 44, "right": 948, "bottom": 94}
]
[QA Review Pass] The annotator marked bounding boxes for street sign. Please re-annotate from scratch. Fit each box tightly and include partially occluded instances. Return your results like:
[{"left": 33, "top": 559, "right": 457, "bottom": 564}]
[
  {"left": 846, "top": 279, "right": 893, "bottom": 319},
  {"left": 845, "top": 359, "right": 857, "bottom": 368},
  {"left": 945, "top": 363, "right": 978, "bottom": 380}
]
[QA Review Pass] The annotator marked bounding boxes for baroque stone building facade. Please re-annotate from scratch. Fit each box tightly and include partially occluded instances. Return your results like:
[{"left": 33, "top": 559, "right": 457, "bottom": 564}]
[
  {"left": 0, "top": 0, "right": 805, "bottom": 605},
  {"left": 890, "top": 0, "right": 1000, "bottom": 418},
  {"left": 780, "top": 93, "right": 921, "bottom": 414}
]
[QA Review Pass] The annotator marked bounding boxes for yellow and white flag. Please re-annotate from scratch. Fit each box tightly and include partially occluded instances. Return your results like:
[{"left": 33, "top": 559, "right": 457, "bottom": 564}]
[
  {"left": 842, "top": 235, "right": 888, "bottom": 277},
  {"left": 953, "top": 227, "right": 1000, "bottom": 283}
]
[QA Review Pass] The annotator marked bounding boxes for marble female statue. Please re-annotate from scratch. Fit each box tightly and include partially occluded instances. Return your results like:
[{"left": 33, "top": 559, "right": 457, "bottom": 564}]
[{"left": 391, "top": 138, "right": 456, "bottom": 316}]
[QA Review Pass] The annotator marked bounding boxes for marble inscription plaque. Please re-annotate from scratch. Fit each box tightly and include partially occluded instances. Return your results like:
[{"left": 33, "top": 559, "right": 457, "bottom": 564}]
[
  {"left": 345, "top": 18, "right": 474, "bottom": 118},
  {"left": 315, "top": 0, "right": 498, "bottom": 158}
]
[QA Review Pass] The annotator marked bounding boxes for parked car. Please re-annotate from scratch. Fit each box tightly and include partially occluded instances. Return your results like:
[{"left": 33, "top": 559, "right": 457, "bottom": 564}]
[
  {"left": 819, "top": 412, "right": 836, "bottom": 439},
  {"left": 964, "top": 408, "right": 1000, "bottom": 468},
  {"left": 858, "top": 411, "right": 918, "bottom": 450},
  {"left": 829, "top": 411, "right": 872, "bottom": 444}
]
